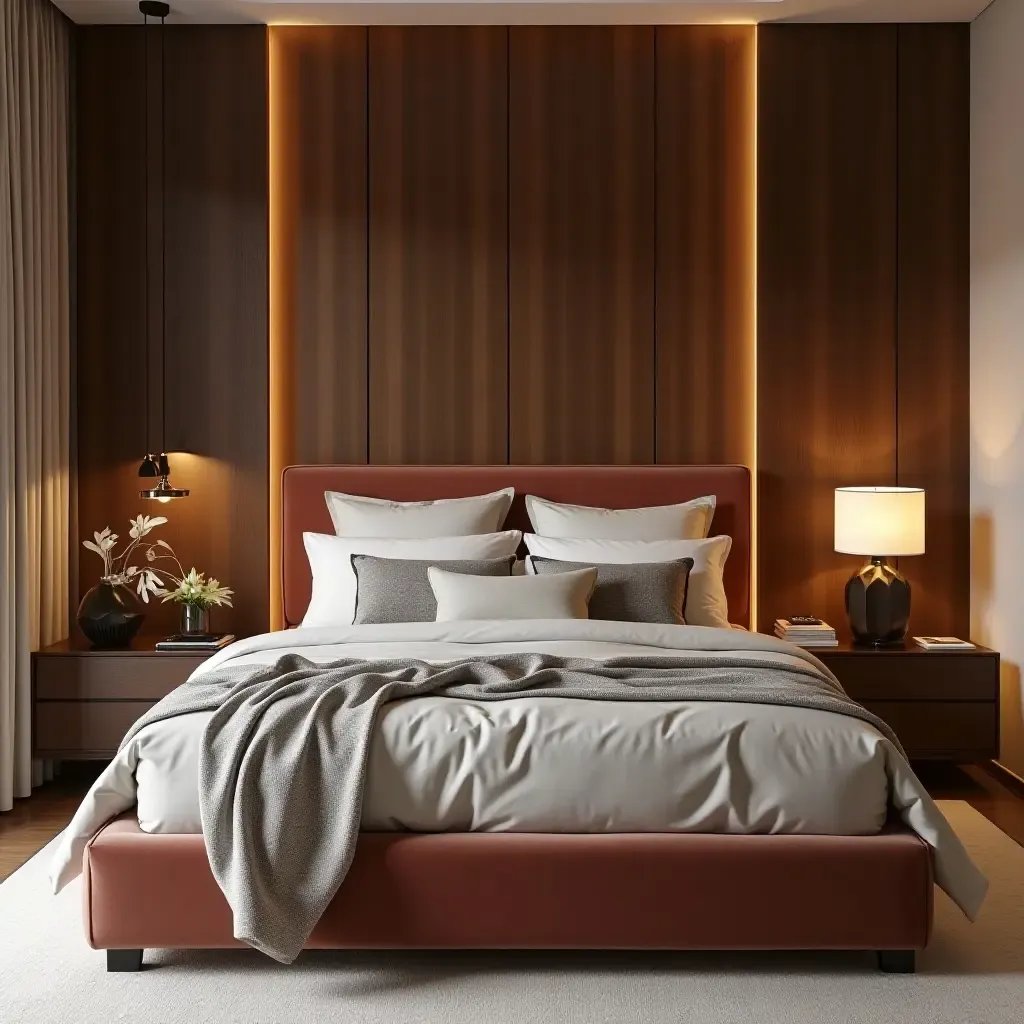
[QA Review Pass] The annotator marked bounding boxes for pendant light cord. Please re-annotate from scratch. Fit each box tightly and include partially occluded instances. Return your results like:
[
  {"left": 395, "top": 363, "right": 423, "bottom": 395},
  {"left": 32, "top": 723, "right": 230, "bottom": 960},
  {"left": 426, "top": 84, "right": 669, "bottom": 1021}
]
[
  {"left": 160, "top": 12, "right": 167, "bottom": 456},
  {"left": 142, "top": 9, "right": 150, "bottom": 456}
]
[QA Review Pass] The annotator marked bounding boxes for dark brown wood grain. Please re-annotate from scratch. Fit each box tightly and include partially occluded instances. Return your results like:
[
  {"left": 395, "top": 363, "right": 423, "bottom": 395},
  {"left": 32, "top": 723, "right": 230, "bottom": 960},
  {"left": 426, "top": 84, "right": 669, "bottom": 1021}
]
[
  {"left": 75, "top": 28, "right": 150, "bottom": 632},
  {"left": 508, "top": 27, "right": 656, "bottom": 464},
  {"left": 655, "top": 26, "right": 755, "bottom": 466},
  {"left": 896, "top": 25, "right": 970, "bottom": 637},
  {"left": 368, "top": 27, "right": 508, "bottom": 464},
  {"left": 76, "top": 27, "right": 270, "bottom": 639},
  {"left": 72, "top": 24, "right": 973, "bottom": 645},
  {"left": 156, "top": 26, "right": 270, "bottom": 636},
  {"left": 813, "top": 644, "right": 1000, "bottom": 760},
  {"left": 271, "top": 27, "right": 368, "bottom": 467},
  {"left": 757, "top": 26, "right": 899, "bottom": 635}
]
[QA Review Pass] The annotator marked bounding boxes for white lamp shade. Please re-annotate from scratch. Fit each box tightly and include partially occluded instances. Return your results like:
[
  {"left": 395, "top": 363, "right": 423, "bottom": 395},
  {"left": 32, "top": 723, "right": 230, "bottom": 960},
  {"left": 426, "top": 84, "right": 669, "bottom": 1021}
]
[{"left": 834, "top": 487, "right": 925, "bottom": 557}]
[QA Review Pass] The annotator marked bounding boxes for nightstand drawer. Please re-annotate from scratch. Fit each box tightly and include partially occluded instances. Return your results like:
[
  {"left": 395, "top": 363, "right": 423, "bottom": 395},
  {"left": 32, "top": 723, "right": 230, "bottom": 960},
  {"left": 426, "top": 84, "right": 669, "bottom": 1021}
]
[
  {"left": 35, "top": 700, "right": 157, "bottom": 758},
  {"left": 861, "top": 700, "right": 998, "bottom": 760},
  {"left": 819, "top": 654, "right": 999, "bottom": 702},
  {"left": 34, "top": 653, "right": 207, "bottom": 700}
]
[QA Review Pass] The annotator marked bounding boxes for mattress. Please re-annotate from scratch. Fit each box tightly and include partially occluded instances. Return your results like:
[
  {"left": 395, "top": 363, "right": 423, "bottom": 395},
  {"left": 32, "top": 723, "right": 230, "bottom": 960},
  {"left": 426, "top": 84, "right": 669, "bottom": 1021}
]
[
  {"left": 132, "top": 695, "right": 890, "bottom": 835},
  {"left": 51, "top": 620, "right": 985, "bottom": 916}
]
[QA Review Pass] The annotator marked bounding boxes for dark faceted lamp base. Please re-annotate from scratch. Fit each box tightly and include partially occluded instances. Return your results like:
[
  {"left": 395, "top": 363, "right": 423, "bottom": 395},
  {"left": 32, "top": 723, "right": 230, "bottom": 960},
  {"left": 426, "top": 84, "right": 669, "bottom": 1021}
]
[{"left": 845, "top": 558, "right": 911, "bottom": 647}]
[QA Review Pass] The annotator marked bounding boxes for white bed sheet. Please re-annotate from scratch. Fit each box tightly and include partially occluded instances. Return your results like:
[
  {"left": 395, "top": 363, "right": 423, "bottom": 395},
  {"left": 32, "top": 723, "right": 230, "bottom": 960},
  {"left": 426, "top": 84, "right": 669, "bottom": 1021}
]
[{"left": 49, "top": 620, "right": 988, "bottom": 919}]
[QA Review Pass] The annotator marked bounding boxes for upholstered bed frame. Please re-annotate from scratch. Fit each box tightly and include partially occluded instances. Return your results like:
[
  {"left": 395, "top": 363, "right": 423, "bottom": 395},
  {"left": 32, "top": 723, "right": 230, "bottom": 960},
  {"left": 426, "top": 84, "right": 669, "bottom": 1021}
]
[{"left": 84, "top": 465, "right": 931, "bottom": 974}]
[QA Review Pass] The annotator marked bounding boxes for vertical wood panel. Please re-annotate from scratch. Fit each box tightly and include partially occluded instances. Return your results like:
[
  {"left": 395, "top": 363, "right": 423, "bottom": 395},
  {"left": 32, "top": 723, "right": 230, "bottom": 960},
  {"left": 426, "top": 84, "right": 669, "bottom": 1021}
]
[
  {"left": 509, "top": 27, "right": 656, "bottom": 464},
  {"left": 655, "top": 26, "right": 755, "bottom": 466},
  {"left": 76, "top": 28, "right": 149, "bottom": 625},
  {"left": 159, "top": 27, "right": 269, "bottom": 636},
  {"left": 757, "top": 26, "right": 898, "bottom": 634},
  {"left": 368, "top": 27, "right": 508, "bottom": 464},
  {"left": 897, "top": 24, "right": 970, "bottom": 637},
  {"left": 271, "top": 27, "right": 368, "bottom": 467}
]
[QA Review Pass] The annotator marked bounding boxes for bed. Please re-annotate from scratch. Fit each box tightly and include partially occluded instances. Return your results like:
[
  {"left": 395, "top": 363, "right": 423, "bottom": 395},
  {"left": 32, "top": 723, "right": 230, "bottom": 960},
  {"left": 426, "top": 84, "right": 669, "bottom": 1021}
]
[{"left": 52, "top": 465, "right": 986, "bottom": 974}]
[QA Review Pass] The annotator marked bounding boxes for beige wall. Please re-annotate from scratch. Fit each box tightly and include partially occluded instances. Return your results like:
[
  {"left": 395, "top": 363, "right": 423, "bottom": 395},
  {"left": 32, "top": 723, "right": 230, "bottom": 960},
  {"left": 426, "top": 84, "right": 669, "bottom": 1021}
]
[{"left": 971, "top": 0, "right": 1024, "bottom": 776}]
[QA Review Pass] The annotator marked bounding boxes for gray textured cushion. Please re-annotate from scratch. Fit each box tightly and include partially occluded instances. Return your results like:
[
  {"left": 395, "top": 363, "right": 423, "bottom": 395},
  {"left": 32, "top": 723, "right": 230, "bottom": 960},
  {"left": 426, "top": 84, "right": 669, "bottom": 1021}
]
[
  {"left": 352, "top": 554, "right": 515, "bottom": 624},
  {"left": 526, "top": 556, "right": 694, "bottom": 625}
]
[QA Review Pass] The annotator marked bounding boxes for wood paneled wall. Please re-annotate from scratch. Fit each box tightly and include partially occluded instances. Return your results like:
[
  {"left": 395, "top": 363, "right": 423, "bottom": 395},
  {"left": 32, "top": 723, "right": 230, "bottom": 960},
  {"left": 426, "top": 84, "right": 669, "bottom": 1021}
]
[
  {"left": 77, "top": 27, "right": 148, "bottom": 624},
  {"left": 895, "top": 24, "right": 971, "bottom": 637},
  {"left": 370, "top": 27, "right": 509, "bottom": 465},
  {"left": 270, "top": 27, "right": 368, "bottom": 468},
  {"left": 76, "top": 26, "right": 269, "bottom": 637},
  {"left": 756, "top": 24, "right": 970, "bottom": 635},
  {"left": 656, "top": 27, "right": 755, "bottom": 466},
  {"left": 757, "top": 26, "right": 899, "bottom": 635},
  {"left": 270, "top": 25, "right": 755, "bottom": 472},
  {"left": 508, "top": 27, "right": 656, "bottom": 464},
  {"left": 75, "top": 23, "right": 969, "bottom": 638}
]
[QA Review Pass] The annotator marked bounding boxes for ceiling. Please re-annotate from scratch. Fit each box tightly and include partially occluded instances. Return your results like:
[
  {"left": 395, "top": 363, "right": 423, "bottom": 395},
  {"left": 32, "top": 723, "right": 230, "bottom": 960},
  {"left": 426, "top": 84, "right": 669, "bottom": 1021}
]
[{"left": 52, "top": 0, "right": 992, "bottom": 27}]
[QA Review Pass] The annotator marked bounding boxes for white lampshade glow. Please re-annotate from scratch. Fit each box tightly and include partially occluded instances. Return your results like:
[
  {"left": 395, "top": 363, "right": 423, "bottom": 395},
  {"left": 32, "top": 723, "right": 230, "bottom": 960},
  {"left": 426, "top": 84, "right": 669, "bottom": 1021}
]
[{"left": 834, "top": 487, "right": 925, "bottom": 557}]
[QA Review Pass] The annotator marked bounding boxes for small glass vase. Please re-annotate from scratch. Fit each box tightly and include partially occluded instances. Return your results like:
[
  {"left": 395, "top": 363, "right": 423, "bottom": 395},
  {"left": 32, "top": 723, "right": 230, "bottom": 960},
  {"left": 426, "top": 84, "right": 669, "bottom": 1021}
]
[{"left": 180, "top": 603, "right": 210, "bottom": 636}]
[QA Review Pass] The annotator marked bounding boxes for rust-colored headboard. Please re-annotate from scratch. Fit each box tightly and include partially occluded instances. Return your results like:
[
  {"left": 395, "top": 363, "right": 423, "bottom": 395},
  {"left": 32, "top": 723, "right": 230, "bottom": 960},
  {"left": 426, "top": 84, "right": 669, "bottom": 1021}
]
[{"left": 281, "top": 465, "right": 751, "bottom": 628}]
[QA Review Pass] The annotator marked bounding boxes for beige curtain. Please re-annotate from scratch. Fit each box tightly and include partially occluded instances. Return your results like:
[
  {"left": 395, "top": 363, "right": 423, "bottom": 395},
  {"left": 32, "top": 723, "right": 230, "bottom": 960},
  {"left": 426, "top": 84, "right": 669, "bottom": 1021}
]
[{"left": 0, "top": 0, "right": 71, "bottom": 813}]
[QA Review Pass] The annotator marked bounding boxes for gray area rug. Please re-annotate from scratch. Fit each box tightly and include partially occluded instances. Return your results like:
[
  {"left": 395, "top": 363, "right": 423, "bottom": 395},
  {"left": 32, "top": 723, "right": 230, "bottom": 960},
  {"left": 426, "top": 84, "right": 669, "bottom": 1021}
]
[{"left": 2, "top": 801, "right": 1022, "bottom": 1024}]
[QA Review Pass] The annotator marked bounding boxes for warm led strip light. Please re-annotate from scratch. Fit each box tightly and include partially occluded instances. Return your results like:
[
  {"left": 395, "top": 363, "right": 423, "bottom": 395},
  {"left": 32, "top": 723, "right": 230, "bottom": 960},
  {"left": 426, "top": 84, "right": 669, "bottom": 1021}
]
[
  {"left": 749, "top": 25, "right": 759, "bottom": 631},
  {"left": 268, "top": 28, "right": 289, "bottom": 632}
]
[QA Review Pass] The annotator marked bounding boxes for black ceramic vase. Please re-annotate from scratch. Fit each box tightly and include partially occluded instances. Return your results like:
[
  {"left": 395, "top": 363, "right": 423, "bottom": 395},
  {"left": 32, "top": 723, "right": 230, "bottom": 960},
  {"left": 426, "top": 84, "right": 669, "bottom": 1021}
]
[{"left": 77, "top": 579, "right": 145, "bottom": 647}]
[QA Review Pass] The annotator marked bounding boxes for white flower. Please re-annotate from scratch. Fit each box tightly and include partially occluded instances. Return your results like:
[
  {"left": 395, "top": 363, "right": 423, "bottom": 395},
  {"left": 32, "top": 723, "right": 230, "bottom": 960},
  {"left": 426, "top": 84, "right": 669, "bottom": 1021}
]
[
  {"left": 136, "top": 568, "right": 165, "bottom": 604},
  {"left": 89, "top": 528, "right": 118, "bottom": 553},
  {"left": 83, "top": 527, "right": 116, "bottom": 565},
  {"left": 128, "top": 514, "right": 168, "bottom": 540}
]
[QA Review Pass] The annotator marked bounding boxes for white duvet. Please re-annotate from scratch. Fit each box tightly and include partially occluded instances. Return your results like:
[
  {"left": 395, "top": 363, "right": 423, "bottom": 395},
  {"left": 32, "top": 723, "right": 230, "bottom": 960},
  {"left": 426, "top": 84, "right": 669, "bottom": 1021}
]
[{"left": 50, "top": 620, "right": 988, "bottom": 919}]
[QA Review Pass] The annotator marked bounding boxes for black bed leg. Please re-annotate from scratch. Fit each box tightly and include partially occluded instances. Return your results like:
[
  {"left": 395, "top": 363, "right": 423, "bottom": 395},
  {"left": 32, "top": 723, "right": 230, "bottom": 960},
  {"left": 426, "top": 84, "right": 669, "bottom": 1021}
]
[
  {"left": 107, "top": 948, "right": 144, "bottom": 973},
  {"left": 877, "top": 950, "right": 915, "bottom": 974}
]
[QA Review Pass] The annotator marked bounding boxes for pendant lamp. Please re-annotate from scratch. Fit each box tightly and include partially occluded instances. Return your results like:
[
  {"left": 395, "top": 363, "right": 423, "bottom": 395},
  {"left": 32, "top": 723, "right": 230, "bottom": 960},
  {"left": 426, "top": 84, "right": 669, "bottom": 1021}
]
[{"left": 137, "top": 1, "right": 188, "bottom": 502}]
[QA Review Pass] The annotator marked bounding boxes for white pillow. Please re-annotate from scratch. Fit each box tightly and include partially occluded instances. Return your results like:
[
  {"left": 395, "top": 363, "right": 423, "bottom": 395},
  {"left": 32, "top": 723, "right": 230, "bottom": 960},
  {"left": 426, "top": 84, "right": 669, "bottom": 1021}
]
[
  {"left": 302, "top": 531, "right": 523, "bottom": 627},
  {"left": 523, "top": 534, "right": 732, "bottom": 629},
  {"left": 428, "top": 566, "right": 597, "bottom": 622},
  {"left": 325, "top": 487, "right": 514, "bottom": 538},
  {"left": 524, "top": 494, "right": 715, "bottom": 540}
]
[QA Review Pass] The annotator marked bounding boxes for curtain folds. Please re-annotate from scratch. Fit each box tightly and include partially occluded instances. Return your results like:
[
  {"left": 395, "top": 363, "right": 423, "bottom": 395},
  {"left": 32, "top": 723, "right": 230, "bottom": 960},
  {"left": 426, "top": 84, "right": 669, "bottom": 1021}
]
[{"left": 0, "top": 0, "right": 72, "bottom": 812}]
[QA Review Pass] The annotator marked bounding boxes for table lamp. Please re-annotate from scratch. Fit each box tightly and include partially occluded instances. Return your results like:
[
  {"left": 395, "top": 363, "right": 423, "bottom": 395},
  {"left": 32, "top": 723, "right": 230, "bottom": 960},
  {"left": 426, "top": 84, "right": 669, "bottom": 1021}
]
[{"left": 834, "top": 486, "right": 925, "bottom": 646}]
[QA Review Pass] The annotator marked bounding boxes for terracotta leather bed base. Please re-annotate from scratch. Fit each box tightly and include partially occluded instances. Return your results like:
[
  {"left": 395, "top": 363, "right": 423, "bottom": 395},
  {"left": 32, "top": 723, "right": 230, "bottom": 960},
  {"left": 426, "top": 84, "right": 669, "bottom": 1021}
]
[{"left": 84, "top": 816, "right": 932, "bottom": 973}]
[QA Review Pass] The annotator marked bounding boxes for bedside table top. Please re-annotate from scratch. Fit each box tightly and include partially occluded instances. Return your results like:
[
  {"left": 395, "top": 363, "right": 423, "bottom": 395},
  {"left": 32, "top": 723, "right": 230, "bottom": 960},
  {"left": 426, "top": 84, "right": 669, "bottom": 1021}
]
[
  {"left": 798, "top": 641, "right": 996, "bottom": 657},
  {"left": 36, "top": 634, "right": 228, "bottom": 657}
]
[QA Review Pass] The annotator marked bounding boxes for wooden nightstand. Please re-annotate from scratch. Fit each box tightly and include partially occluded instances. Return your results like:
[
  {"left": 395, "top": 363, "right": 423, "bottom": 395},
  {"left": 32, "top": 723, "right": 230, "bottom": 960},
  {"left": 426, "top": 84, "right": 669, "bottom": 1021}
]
[
  {"left": 806, "top": 643, "right": 1000, "bottom": 762},
  {"left": 32, "top": 635, "right": 220, "bottom": 759}
]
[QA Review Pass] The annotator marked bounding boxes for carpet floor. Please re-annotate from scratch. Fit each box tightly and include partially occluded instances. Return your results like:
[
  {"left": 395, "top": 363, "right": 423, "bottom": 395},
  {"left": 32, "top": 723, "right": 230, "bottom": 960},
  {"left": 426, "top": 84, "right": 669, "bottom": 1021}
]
[{"left": 1, "top": 801, "right": 1022, "bottom": 1024}]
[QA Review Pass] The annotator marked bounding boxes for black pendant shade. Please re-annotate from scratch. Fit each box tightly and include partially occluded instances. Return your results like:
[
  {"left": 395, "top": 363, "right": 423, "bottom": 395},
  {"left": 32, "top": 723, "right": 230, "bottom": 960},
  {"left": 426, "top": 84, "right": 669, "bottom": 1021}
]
[
  {"left": 138, "top": 1, "right": 188, "bottom": 501},
  {"left": 138, "top": 452, "right": 189, "bottom": 501}
]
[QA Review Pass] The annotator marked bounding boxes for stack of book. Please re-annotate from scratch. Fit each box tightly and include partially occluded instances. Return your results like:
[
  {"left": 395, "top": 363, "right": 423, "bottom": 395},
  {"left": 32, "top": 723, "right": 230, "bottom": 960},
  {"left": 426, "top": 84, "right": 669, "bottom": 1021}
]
[
  {"left": 774, "top": 617, "right": 838, "bottom": 647},
  {"left": 155, "top": 633, "right": 235, "bottom": 652},
  {"left": 913, "top": 636, "right": 975, "bottom": 650}
]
